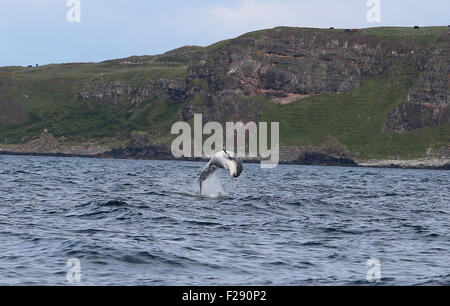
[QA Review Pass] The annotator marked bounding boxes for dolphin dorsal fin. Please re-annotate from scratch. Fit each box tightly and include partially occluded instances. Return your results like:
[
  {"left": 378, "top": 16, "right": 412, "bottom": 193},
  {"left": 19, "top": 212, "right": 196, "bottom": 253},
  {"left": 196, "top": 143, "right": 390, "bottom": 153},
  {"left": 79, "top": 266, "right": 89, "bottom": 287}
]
[{"left": 223, "top": 145, "right": 231, "bottom": 159}]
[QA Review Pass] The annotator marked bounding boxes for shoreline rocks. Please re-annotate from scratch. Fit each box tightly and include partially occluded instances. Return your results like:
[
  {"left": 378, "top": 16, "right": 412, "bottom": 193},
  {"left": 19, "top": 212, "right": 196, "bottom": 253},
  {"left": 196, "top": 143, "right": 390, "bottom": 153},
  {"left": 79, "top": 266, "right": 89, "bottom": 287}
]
[
  {"left": 0, "top": 133, "right": 447, "bottom": 169},
  {"left": 2, "top": 146, "right": 449, "bottom": 170},
  {"left": 357, "top": 158, "right": 450, "bottom": 170}
]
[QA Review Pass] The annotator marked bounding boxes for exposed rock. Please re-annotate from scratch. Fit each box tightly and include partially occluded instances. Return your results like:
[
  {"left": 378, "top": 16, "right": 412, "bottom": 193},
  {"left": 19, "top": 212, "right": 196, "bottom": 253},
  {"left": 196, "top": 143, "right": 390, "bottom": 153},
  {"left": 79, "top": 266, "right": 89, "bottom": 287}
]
[
  {"left": 99, "top": 132, "right": 358, "bottom": 166},
  {"left": 358, "top": 158, "right": 450, "bottom": 170},
  {"left": 101, "top": 145, "right": 173, "bottom": 160},
  {"left": 435, "top": 145, "right": 450, "bottom": 158},
  {"left": 1, "top": 27, "right": 449, "bottom": 165},
  {"left": 182, "top": 28, "right": 419, "bottom": 122},
  {"left": 276, "top": 136, "right": 356, "bottom": 167},
  {"left": 280, "top": 146, "right": 357, "bottom": 166},
  {"left": 317, "top": 135, "right": 355, "bottom": 158},
  {"left": 73, "top": 27, "right": 449, "bottom": 135},
  {"left": 270, "top": 92, "right": 314, "bottom": 104},
  {"left": 129, "top": 131, "right": 153, "bottom": 149},
  {"left": 15, "top": 132, "right": 109, "bottom": 155},
  {"left": 384, "top": 35, "right": 449, "bottom": 132},
  {"left": 384, "top": 102, "right": 449, "bottom": 132},
  {"left": 99, "top": 132, "right": 171, "bottom": 160},
  {"left": 18, "top": 133, "right": 59, "bottom": 153},
  {"left": 78, "top": 79, "right": 186, "bottom": 105},
  {"left": 407, "top": 48, "right": 449, "bottom": 106}
]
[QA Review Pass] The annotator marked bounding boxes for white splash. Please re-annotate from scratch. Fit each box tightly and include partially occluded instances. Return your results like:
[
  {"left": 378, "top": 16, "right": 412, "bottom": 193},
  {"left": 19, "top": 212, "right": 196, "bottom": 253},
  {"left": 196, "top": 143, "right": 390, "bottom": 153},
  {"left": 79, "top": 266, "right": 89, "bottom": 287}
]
[{"left": 198, "top": 172, "right": 226, "bottom": 198}]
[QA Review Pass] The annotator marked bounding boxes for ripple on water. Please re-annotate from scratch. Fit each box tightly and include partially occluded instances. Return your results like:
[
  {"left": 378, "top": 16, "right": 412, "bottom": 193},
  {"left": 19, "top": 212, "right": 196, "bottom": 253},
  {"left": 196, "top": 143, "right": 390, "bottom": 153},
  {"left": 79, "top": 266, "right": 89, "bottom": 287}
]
[{"left": 0, "top": 155, "right": 448, "bottom": 285}]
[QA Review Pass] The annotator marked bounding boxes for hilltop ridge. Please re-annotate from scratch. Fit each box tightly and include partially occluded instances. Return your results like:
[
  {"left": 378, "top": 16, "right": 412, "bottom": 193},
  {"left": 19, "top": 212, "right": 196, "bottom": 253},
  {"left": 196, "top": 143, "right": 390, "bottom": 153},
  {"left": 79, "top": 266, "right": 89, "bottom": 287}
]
[{"left": 0, "top": 26, "right": 448, "bottom": 166}]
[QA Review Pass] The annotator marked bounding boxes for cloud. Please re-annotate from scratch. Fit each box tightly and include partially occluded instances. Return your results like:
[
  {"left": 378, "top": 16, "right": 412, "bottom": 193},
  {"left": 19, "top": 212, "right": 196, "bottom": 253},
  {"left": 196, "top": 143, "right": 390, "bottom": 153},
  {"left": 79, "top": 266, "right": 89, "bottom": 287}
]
[
  {"left": 155, "top": 0, "right": 365, "bottom": 51},
  {"left": 1, "top": 0, "right": 448, "bottom": 66},
  {"left": 203, "top": 0, "right": 362, "bottom": 31}
]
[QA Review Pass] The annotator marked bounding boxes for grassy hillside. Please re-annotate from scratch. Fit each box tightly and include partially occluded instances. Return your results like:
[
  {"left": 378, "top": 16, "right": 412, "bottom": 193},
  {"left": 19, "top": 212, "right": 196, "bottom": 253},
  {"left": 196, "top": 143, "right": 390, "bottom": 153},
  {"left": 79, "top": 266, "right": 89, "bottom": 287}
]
[
  {"left": 261, "top": 63, "right": 449, "bottom": 159},
  {"left": 0, "top": 26, "right": 448, "bottom": 159},
  {"left": 360, "top": 26, "right": 448, "bottom": 46},
  {"left": 241, "top": 26, "right": 448, "bottom": 46},
  {"left": 0, "top": 62, "right": 187, "bottom": 144}
]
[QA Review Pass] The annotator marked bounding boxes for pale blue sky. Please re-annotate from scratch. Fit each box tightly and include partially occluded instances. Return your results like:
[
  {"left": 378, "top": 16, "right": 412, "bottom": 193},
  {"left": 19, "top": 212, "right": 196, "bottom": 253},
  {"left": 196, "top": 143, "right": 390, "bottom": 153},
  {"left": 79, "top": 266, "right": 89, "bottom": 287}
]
[{"left": 1, "top": 0, "right": 448, "bottom": 66}]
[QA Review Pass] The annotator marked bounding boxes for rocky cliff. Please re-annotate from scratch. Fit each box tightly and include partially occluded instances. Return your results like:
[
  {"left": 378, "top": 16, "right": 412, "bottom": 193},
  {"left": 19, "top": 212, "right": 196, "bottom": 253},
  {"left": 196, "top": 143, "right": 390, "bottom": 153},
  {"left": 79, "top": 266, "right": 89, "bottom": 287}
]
[{"left": 0, "top": 26, "right": 448, "bottom": 163}]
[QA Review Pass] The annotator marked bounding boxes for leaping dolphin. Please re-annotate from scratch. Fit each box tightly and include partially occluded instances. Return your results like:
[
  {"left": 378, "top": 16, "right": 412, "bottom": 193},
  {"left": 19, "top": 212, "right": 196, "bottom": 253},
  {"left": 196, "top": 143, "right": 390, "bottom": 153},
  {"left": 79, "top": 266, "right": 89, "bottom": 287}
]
[{"left": 199, "top": 148, "right": 243, "bottom": 195}]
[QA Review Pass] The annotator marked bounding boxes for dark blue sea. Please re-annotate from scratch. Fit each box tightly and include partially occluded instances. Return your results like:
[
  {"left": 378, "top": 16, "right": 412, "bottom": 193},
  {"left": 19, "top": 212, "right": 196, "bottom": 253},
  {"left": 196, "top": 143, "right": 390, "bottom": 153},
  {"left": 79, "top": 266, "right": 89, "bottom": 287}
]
[{"left": 0, "top": 155, "right": 448, "bottom": 285}]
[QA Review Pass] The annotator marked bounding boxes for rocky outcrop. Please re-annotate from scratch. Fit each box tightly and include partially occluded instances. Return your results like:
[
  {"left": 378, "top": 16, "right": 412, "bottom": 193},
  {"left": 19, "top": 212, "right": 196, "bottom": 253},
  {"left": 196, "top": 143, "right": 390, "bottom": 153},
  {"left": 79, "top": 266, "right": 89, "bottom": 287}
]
[
  {"left": 1, "top": 27, "right": 449, "bottom": 164},
  {"left": 384, "top": 102, "right": 449, "bottom": 132},
  {"left": 93, "top": 130, "right": 171, "bottom": 160},
  {"left": 15, "top": 132, "right": 109, "bottom": 155},
  {"left": 317, "top": 135, "right": 356, "bottom": 158},
  {"left": 358, "top": 158, "right": 450, "bottom": 170},
  {"left": 182, "top": 28, "right": 424, "bottom": 122},
  {"left": 101, "top": 137, "right": 172, "bottom": 160},
  {"left": 77, "top": 79, "right": 187, "bottom": 105},
  {"left": 434, "top": 145, "right": 450, "bottom": 158},
  {"left": 101, "top": 145, "right": 173, "bottom": 160},
  {"left": 277, "top": 135, "right": 357, "bottom": 166},
  {"left": 129, "top": 131, "right": 153, "bottom": 148},
  {"left": 18, "top": 132, "right": 59, "bottom": 153},
  {"left": 384, "top": 31, "right": 449, "bottom": 132},
  {"left": 74, "top": 27, "right": 448, "bottom": 134},
  {"left": 280, "top": 147, "right": 356, "bottom": 167},
  {"left": 3, "top": 132, "right": 449, "bottom": 169}
]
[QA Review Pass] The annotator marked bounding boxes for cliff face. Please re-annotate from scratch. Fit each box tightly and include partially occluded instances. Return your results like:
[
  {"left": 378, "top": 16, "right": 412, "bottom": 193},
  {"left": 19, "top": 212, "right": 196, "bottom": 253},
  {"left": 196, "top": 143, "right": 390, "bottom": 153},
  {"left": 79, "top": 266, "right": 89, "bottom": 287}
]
[
  {"left": 184, "top": 29, "right": 394, "bottom": 122},
  {"left": 77, "top": 79, "right": 187, "bottom": 106},
  {"left": 188, "top": 30, "right": 397, "bottom": 95},
  {"left": 0, "top": 26, "right": 448, "bottom": 160},
  {"left": 68, "top": 27, "right": 449, "bottom": 130},
  {"left": 183, "top": 28, "right": 449, "bottom": 129},
  {"left": 383, "top": 31, "right": 449, "bottom": 132}
]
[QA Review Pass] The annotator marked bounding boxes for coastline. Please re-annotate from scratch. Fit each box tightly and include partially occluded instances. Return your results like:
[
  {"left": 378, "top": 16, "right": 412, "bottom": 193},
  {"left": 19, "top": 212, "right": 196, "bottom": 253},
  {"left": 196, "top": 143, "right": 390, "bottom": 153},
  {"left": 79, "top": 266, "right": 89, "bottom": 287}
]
[
  {"left": 1, "top": 149, "right": 448, "bottom": 170},
  {"left": 356, "top": 158, "right": 450, "bottom": 170}
]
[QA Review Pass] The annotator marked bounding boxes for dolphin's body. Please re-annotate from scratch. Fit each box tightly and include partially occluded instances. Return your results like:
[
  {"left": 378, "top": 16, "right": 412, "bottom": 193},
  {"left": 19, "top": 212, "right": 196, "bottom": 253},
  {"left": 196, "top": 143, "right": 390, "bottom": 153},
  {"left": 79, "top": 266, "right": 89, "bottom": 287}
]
[{"left": 199, "top": 149, "right": 243, "bottom": 195}]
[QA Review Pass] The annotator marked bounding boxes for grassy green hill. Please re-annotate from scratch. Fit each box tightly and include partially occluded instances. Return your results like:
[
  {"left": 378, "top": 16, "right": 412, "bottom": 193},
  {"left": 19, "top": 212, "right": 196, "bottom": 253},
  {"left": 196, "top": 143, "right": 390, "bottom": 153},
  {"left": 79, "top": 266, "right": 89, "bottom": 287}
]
[
  {"left": 262, "top": 63, "right": 449, "bottom": 159},
  {"left": 0, "top": 62, "right": 187, "bottom": 144},
  {"left": 0, "top": 26, "right": 448, "bottom": 159}
]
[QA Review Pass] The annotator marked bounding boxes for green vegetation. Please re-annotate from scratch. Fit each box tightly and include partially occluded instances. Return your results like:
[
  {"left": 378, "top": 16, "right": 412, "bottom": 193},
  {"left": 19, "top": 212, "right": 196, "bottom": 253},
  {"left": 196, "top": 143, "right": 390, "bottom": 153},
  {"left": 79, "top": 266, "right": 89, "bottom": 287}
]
[
  {"left": 360, "top": 26, "right": 448, "bottom": 46},
  {"left": 240, "top": 26, "right": 330, "bottom": 39},
  {"left": 0, "top": 61, "right": 187, "bottom": 144},
  {"left": 1, "top": 26, "right": 448, "bottom": 159},
  {"left": 240, "top": 26, "right": 448, "bottom": 47},
  {"left": 261, "top": 63, "right": 448, "bottom": 159}
]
